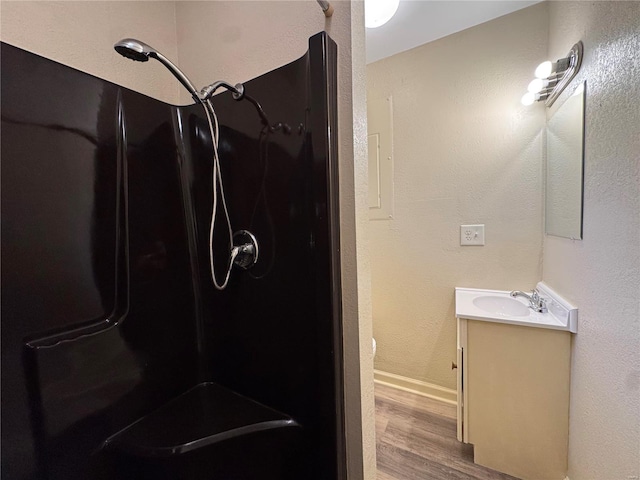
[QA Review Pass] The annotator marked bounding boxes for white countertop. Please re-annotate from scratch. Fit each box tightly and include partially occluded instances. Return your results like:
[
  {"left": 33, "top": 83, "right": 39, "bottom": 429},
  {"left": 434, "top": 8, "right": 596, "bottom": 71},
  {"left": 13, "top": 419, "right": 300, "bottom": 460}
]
[{"left": 455, "top": 283, "right": 577, "bottom": 332}]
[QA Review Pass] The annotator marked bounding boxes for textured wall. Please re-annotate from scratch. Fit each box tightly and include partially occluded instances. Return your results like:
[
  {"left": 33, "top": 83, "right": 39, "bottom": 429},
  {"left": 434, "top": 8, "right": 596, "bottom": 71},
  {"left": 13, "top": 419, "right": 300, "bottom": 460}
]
[
  {"left": 367, "top": 4, "right": 547, "bottom": 390},
  {"left": 0, "top": 1, "right": 181, "bottom": 104},
  {"left": 543, "top": 2, "right": 640, "bottom": 479},
  {"left": 174, "top": 2, "right": 375, "bottom": 478}
]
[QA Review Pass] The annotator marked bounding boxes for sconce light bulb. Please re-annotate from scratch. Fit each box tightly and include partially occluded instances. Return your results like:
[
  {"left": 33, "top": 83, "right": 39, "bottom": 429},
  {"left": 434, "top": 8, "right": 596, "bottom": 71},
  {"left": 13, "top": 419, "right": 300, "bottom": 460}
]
[
  {"left": 528, "top": 78, "right": 545, "bottom": 94},
  {"left": 535, "top": 61, "right": 553, "bottom": 79},
  {"left": 521, "top": 92, "right": 536, "bottom": 106}
]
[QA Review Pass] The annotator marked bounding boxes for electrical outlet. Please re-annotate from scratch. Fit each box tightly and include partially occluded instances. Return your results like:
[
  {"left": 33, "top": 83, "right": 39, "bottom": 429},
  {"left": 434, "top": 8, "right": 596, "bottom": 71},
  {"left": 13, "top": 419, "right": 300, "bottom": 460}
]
[{"left": 460, "top": 224, "right": 485, "bottom": 246}]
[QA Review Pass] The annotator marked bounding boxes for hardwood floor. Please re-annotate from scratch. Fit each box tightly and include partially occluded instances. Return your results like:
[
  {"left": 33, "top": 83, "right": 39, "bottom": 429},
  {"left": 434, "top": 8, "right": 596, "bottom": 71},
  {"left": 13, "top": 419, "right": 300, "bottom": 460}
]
[{"left": 375, "top": 383, "right": 519, "bottom": 480}]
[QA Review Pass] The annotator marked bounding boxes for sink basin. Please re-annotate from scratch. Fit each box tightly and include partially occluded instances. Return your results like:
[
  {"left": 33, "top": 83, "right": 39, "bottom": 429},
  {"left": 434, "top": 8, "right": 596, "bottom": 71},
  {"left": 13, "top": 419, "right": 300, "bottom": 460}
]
[
  {"left": 472, "top": 296, "right": 530, "bottom": 317},
  {"left": 455, "top": 284, "right": 578, "bottom": 332}
]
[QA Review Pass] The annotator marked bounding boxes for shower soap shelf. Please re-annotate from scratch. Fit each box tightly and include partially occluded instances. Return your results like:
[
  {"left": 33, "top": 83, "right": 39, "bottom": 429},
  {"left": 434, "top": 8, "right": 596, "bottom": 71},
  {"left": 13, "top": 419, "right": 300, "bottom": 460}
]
[{"left": 102, "top": 382, "right": 299, "bottom": 457}]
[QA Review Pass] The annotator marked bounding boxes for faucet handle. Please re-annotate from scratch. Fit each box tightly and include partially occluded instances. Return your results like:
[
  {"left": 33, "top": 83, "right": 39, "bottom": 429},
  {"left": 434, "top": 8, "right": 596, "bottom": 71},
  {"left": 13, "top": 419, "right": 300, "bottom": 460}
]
[{"left": 532, "top": 289, "right": 548, "bottom": 313}]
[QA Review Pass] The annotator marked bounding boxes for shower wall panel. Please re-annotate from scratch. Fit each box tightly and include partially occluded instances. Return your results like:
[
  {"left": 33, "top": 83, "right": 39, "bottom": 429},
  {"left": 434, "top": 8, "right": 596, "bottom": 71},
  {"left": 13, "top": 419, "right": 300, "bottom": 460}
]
[
  {"left": 196, "top": 33, "right": 343, "bottom": 479},
  {"left": 1, "top": 42, "right": 200, "bottom": 479},
  {"left": 1, "top": 32, "right": 342, "bottom": 480}
]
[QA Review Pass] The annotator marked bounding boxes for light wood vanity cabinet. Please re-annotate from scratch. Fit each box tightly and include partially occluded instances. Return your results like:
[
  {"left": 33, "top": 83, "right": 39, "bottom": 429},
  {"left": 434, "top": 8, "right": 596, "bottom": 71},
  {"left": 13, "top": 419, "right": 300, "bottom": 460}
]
[{"left": 457, "top": 317, "right": 571, "bottom": 480}]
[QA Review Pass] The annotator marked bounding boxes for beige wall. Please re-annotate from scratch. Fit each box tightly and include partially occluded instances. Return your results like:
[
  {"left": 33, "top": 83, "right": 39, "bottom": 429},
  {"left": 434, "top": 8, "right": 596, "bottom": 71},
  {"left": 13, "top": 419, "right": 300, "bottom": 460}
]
[
  {"left": 0, "top": 1, "right": 181, "bottom": 104},
  {"left": 367, "top": 4, "right": 547, "bottom": 390},
  {"left": 543, "top": 2, "right": 640, "bottom": 479},
  {"left": 1, "top": 1, "right": 374, "bottom": 478}
]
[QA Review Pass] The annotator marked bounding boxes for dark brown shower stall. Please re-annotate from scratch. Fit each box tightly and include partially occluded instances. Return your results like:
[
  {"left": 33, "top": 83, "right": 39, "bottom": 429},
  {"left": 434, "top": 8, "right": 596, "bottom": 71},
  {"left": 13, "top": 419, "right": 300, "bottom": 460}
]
[{"left": 1, "top": 32, "right": 345, "bottom": 480}]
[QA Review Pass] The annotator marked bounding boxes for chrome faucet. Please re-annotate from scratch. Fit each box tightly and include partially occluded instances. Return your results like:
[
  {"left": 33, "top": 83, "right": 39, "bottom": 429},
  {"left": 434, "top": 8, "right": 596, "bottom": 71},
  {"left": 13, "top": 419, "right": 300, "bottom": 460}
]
[{"left": 510, "top": 289, "right": 548, "bottom": 313}]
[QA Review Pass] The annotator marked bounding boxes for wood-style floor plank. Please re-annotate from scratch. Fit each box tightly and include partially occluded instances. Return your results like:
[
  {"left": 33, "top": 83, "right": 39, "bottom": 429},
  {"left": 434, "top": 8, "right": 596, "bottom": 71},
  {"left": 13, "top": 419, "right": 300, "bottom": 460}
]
[
  {"left": 375, "top": 383, "right": 519, "bottom": 480},
  {"left": 376, "top": 468, "right": 403, "bottom": 480}
]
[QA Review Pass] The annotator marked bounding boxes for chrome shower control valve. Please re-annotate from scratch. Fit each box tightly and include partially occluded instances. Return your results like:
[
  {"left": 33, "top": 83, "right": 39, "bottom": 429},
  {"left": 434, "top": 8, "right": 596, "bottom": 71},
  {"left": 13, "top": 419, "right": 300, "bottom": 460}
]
[{"left": 232, "top": 230, "right": 259, "bottom": 270}]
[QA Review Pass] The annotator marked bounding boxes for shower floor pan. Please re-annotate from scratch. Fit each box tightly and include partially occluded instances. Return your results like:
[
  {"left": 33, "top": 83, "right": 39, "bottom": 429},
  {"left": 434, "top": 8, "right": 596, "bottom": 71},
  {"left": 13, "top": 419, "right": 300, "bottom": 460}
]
[{"left": 101, "top": 382, "right": 301, "bottom": 479}]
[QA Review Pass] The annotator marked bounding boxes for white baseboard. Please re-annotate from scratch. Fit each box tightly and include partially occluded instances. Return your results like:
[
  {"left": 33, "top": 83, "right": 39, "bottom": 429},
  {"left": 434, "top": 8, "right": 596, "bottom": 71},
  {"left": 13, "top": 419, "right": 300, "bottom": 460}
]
[{"left": 374, "top": 369, "right": 457, "bottom": 405}]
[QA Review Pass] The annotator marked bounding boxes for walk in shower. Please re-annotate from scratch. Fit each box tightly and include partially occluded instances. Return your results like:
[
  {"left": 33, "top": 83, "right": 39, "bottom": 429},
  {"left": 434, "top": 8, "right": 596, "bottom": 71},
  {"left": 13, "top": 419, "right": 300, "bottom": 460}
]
[{"left": 1, "top": 32, "right": 344, "bottom": 480}]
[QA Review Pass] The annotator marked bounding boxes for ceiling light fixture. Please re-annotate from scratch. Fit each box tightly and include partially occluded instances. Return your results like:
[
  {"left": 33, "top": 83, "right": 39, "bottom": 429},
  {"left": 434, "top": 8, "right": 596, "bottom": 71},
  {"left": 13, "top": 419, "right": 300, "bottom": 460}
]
[
  {"left": 521, "top": 41, "right": 583, "bottom": 107},
  {"left": 365, "top": 0, "right": 400, "bottom": 29}
]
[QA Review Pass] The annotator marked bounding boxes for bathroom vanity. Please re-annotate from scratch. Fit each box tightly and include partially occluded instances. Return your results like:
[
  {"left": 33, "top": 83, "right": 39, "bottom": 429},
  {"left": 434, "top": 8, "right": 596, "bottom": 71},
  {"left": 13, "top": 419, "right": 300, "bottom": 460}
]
[{"left": 455, "top": 283, "right": 577, "bottom": 480}]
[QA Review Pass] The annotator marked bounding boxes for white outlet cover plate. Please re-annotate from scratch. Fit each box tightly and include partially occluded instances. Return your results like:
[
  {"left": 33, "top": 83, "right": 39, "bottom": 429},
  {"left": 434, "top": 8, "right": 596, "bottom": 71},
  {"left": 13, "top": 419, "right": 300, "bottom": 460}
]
[{"left": 461, "top": 224, "right": 485, "bottom": 245}]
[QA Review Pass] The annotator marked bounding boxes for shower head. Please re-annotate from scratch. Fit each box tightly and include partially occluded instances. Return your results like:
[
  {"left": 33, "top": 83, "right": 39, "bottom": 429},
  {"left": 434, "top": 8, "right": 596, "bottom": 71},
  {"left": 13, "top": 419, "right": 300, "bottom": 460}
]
[
  {"left": 114, "top": 38, "right": 154, "bottom": 62},
  {"left": 114, "top": 38, "right": 200, "bottom": 102}
]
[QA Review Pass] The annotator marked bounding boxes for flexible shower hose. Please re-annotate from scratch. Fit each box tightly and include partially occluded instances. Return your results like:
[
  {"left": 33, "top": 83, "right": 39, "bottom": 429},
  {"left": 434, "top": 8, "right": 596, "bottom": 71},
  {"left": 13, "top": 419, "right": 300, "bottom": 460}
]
[{"left": 202, "top": 98, "right": 238, "bottom": 290}]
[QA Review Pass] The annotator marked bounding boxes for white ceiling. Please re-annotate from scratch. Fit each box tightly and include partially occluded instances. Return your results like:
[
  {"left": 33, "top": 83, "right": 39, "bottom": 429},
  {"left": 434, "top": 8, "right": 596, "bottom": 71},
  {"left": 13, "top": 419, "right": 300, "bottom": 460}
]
[{"left": 366, "top": 0, "right": 543, "bottom": 64}]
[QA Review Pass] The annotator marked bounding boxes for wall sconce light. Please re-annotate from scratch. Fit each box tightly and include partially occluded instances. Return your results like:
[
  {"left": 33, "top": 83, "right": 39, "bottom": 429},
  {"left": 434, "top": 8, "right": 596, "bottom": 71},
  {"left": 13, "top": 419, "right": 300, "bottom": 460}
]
[{"left": 521, "top": 41, "right": 583, "bottom": 107}]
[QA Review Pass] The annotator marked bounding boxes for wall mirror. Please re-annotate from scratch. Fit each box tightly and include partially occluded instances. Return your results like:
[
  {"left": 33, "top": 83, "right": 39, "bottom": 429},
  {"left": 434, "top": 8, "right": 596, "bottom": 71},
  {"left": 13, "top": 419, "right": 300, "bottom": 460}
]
[{"left": 545, "top": 81, "right": 586, "bottom": 239}]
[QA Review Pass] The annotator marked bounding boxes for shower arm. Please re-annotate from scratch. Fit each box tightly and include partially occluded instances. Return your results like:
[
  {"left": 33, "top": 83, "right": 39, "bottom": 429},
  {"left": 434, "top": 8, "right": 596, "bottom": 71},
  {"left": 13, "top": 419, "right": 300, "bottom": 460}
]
[
  {"left": 200, "top": 81, "right": 272, "bottom": 128},
  {"left": 200, "top": 81, "right": 245, "bottom": 101}
]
